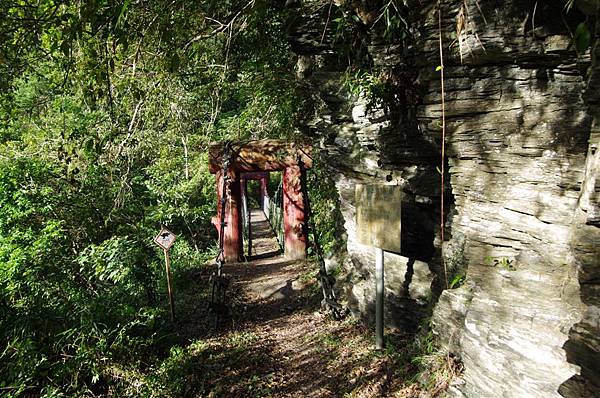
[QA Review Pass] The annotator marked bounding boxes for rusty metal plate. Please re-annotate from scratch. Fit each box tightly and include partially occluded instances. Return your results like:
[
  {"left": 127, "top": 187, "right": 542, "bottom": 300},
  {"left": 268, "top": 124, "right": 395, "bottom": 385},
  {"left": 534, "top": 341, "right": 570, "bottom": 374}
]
[
  {"left": 154, "top": 227, "right": 177, "bottom": 251},
  {"left": 355, "top": 184, "right": 402, "bottom": 252}
]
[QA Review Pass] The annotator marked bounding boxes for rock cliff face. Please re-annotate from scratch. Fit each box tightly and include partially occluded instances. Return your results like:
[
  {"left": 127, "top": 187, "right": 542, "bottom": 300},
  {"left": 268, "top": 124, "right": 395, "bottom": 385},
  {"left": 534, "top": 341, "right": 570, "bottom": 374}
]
[
  {"left": 417, "top": 1, "right": 600, "bottom": 397},
  {"left": 297, "top": 67, "right": 442, "bottom": 331},
  {"left": 560, "top": 4, "right": 600, "bottom": 396},
  {"left": 290, "top": 0, "right": 599, "bottom": 397}
]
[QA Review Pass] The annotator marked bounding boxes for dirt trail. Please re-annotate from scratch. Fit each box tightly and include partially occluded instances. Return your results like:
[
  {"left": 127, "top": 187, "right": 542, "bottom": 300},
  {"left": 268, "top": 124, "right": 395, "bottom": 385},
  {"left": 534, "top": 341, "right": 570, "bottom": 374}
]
[
  {"left": 201, "top": 209, "right": 407, "bottom": 397},
  {"left": 171, "top": 209, "right": 447, "bottom": 397}
]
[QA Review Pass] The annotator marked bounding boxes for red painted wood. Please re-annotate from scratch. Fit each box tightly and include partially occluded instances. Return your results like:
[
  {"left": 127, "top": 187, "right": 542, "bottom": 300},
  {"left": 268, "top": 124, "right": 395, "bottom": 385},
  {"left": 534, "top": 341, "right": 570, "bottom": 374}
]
[
  {"left": 211, "top": 170, "right": 224, "bottom": 236},
  {"left": 212, "top": 169, "right": 243, "bottom": 262},
  {"left": 283, "top": 165, "right": 307, "bottom": 260},
  {"left": 240, "top": 171, "right": 270, "bottom": 179},
  {"left": 210, "top": 141, "right": 311, "bottom": 262},
  {"left": 224, "top": 169, "right": 242, "bottom": 262}
]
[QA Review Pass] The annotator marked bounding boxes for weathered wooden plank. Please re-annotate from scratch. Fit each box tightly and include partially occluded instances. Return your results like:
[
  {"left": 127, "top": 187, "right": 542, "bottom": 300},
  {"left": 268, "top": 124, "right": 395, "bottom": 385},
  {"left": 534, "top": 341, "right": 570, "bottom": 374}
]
[{"left": 208, "top": 140, "right": 312, "bottom": 173}]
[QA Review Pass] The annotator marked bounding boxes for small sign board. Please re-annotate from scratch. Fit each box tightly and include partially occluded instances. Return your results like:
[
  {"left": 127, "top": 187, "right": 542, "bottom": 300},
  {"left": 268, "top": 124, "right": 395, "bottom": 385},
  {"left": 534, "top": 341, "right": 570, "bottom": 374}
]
[
  {"left": 355, "top": 184, "right": 402, "bottom": 252},
  {"left": 154, "top": 227, "right": 177, "bottom": 251}
]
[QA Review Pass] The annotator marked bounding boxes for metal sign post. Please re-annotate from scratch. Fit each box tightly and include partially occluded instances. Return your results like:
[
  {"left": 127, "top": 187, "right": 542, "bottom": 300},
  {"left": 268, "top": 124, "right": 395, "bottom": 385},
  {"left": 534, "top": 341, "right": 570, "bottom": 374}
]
[
  {"left": 355, "top": 184, "right": 402, "bottom": 350},
  {"left": 154, "top": 227, "right": 177, "bottom": 323},
  {"left": 375, "top": 247, "right": 384, "bottom": 350}
]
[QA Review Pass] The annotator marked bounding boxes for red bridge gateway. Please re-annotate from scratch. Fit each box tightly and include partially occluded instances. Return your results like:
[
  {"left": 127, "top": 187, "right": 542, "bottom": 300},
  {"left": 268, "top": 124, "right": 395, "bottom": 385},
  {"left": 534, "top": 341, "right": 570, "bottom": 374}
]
[{"left": 208, "top": 140, "right": 312, "bottom": 262}]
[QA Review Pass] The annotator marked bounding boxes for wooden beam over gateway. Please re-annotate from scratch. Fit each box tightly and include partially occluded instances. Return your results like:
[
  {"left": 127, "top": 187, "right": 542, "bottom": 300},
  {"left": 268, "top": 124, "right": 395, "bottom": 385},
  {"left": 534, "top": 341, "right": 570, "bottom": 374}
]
[
  {"left": 209, "top": 140, "right": 312, "bottom": 262},
  {"left": 208, "top": 139, "right": 312, "bottom": 173}
]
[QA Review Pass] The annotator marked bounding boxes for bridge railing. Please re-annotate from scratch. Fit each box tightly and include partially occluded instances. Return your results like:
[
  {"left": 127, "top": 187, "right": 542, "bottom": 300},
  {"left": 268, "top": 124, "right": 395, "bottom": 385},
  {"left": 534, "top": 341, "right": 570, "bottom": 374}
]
[
  {"left": 241, "top": 194, "right": 250, "bottom": 257},
  {"left": 267, "top": 180, "right": 284, "bottom": 253}
]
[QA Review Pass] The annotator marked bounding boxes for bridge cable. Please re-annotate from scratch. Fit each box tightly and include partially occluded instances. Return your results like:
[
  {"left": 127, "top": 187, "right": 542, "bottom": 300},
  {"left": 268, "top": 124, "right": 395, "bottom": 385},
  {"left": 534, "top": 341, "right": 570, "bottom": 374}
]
[
  {"left": 209, "top": 141, "right": 233, "bottom": 328},
  {"left": 298, "top": 155, "right": 347, "bottom": 321}
]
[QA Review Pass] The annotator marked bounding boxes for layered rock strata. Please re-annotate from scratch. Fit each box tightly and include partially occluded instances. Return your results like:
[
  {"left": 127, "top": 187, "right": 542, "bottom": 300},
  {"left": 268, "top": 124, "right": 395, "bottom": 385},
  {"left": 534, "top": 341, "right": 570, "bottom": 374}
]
[{"left": 289, "top": 0, "right": 599, "bottom": 396}]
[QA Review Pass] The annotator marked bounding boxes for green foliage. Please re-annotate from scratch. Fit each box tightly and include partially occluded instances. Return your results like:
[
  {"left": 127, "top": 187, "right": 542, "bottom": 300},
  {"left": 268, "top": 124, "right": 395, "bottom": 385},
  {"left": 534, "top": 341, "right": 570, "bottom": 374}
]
[
  {"left": 484, "top": 256, "right": 516, "bottom": 271},
  {"left": 330, "top": 0, "right": 410, "bottom": 64},
  {"left": 410, "top": 333, "right": 462, "bottom": 394},
  {"left": 381, "top": 326, "right": 462, "bottom": 394},
  {"left": 331, "top": 9, "right": 364, "bottom": 64},
  {"left": 0, "top": 0, "right": 310, "bottom": 395},
  {"left": 108, "top": 331, "right": 262, "bottom": 397},
  {"left": 444, "top": 236, "right": 467, "bottom": 290},
  {"left": 323, "top": 334, "right": 342, "bottom": 351},
  {"left": 563, "top": 1, "right": 592, "bottom": 55},
  {"left": 574, "top": 22, "right": 592, "bottom": 54},
  {"left": 449, "top": 272, "right": 466, "bottom": 289},
  {"left": 0, "top": 156, "right": 166, "bottom": 396},
  {"left": 340, "top": 66, "right": 403, "bottom": 113},
  {"left": 307, "top": 158, "right": 346, "bottom": 257},
  {"left": 342, "top": 68, "right": 383, "bottom": 98},
  {"left": 373, "top": 0, "right": 410, "bottom": 42}
]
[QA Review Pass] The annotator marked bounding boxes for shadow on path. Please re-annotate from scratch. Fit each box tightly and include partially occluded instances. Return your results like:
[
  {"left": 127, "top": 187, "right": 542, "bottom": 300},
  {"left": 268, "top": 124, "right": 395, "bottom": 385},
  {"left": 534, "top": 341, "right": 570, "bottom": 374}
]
[{"left": 167, "top": 207, "right": 421, "bottom": 398}]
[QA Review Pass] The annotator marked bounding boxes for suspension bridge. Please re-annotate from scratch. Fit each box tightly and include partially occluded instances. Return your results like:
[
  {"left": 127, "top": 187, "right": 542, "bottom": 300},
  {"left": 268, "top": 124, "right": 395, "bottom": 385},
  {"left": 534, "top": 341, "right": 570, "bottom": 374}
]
[{"left": 207, "top": 139, "right": 344, "bottom": 326}]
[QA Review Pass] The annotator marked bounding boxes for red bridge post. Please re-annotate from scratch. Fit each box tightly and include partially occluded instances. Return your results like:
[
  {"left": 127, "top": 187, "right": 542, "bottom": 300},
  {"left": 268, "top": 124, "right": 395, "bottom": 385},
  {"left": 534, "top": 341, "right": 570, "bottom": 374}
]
[
  {"left": 208, "top": 140, "right": 311, "bottom": 262},
  {"left": 212, "top": 169, "right": 243, "bottom": 262},
  {"left": 283, "top": 165, "right": 307, "bottom": 260},
  {"left": 224, "top": 169, "right": 242, "bottom": 262}
]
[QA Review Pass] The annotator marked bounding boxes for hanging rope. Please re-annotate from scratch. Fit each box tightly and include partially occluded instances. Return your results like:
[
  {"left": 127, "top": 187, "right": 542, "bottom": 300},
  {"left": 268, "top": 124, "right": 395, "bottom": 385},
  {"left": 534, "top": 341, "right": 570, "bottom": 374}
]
[
  {"left": 438, "top": 1, "right": 448, "bottom": 289},
  {"left": 297, "top": 155, "right": 346, "bottom": 321}
]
